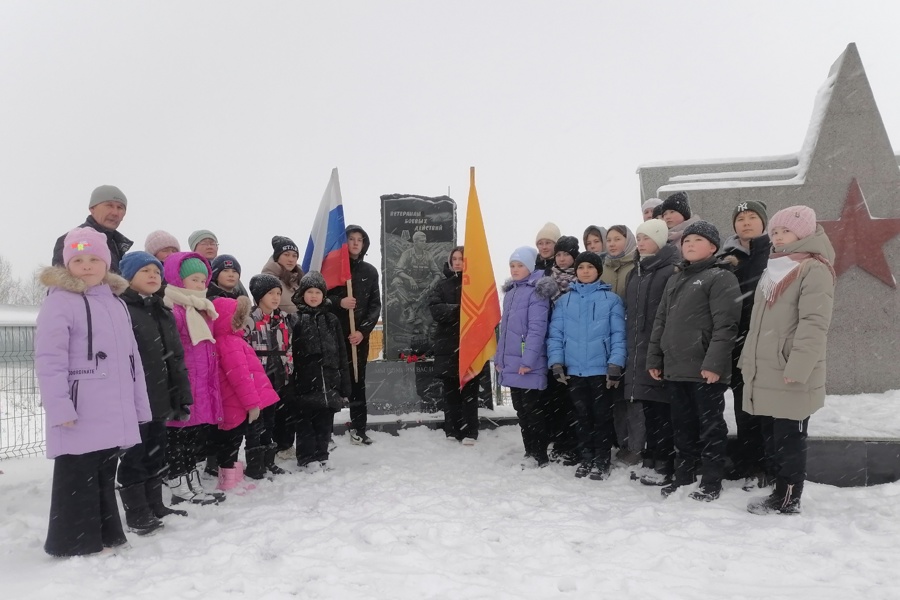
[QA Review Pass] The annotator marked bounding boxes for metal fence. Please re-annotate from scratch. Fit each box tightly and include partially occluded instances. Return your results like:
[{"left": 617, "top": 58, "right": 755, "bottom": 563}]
[{"left": 0, "top": 313, "right": 44, "bottom": 459}]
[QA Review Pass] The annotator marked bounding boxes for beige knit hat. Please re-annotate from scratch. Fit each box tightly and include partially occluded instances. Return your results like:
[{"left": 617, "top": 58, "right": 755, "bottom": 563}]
[{"left": 534, "top": 222, "right": 561, "bottom": 244}]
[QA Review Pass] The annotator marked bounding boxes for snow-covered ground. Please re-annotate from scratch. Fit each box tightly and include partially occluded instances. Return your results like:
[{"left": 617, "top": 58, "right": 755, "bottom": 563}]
[{"left": 1, "top": 426, "right": 898, "bottom": 599}]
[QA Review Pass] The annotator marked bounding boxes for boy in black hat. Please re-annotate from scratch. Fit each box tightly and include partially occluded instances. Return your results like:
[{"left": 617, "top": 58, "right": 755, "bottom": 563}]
[
  {"left": 717, "top": 200, "right": 772, "bottom": 489},
  {"left": 647, "top": 220, "right": 741, "bottom": 502},
  {"left": 659, "top": 191, "right": 701, "bottom": 248},
  {"left": 207, "top": 254, "right": 244, "bottom": 300}
]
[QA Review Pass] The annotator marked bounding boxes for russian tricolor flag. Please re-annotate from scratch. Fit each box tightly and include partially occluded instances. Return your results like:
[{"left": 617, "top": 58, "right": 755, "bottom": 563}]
[{"left": 302, "top": 168, "right": 352, "bottom": 290}]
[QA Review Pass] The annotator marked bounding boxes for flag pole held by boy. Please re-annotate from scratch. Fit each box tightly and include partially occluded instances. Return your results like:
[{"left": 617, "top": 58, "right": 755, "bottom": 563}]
[
  {"left": 302, "top": 168, "right": 357, "bottom": 380},
  {"left": 459, "top": 167, "right": 501, "bottom": 387}
]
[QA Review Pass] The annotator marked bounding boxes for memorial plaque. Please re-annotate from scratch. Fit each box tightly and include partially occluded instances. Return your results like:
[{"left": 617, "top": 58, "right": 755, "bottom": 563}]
[{"left": 380, "top": 194, "right": 457, "bottom": 359}]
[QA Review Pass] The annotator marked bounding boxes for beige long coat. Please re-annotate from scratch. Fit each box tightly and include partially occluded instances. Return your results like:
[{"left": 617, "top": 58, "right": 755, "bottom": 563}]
[{"left": 739, "top": 226, "right": 835, "bottom": 421}]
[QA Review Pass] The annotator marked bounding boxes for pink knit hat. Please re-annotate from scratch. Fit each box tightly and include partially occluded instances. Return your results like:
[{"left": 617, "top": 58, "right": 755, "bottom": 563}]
[
  {"left": 144, "top": 230, "right": 181, "bottom": 257},
  {"left": 62, "top": 227, "right": 111, "bottom": 269},
  {"left": 768, "top": 205, "right": 817, "bottom": 240}
]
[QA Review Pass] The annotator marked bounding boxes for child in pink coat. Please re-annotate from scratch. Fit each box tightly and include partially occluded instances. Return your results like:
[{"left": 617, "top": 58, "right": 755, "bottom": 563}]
[{"left": 210, "top": 296, "right": 280, "bottom": 489}]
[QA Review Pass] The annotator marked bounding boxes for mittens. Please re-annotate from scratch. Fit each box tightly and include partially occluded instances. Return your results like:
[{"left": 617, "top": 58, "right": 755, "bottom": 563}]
[
  {"left": 551, "top": 364, "right": 569, "bottom": 385},
  {"left": 606, "top": 364, "right": 623, "bottom": 389}
]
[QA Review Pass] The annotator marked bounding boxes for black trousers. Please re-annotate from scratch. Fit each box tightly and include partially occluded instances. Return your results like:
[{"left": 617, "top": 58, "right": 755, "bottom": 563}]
[
  {"left": 731, "top": 367, "right": 767, "bottom": 476},
  {"left": 510, "top": 387, "right": 548, "bottom": 462},
  {"left": 543, "top": 376, "right": 578, "bottom": 454},
  {"left": 760, "top": 415, "right": 809, "bottom": 485},
  {"left": 167, "top": 425, "right": 209, "bottom": 477},
  {"left": 642, "top": 400, "right": 675, "bottom": 465},
  {"left": 567, "top": 375, "right": 615, "bottom": 463},
  {"left": 117, "top": 420, "right": 168, "bottom": 487},
  {"left": 667, "top": 381, "right": 729, "bottom": 485},
  {"left": 211, "top": 408, "right": 277, "bottom": 469},
  {"left": 272, "top": 383, "right": 298, "bottom": 451},
  {"left": 45, "top": 448, "right": 127, "bottom": 557},
  {"left": 442, "top": 376, "right": 480, "bottom": 440},
  {"left": 347, "top": 340, "right": 369, "bottom": 434},
  {"left": 296, "top": 404, "right": 334, "bottom": 465}
]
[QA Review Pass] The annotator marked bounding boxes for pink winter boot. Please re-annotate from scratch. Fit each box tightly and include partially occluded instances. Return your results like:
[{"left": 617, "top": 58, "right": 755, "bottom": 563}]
[
  {"left": 232, "top": 462, "right": 256, "bottom": 492},
  {"left": 216, "top": 467, "right": 237, "bottom": 492}
]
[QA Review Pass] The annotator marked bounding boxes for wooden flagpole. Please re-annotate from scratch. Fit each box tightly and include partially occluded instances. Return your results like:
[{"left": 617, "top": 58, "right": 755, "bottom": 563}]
[{"left": 347, "top": 279, "right": 359, "bottom": 382}]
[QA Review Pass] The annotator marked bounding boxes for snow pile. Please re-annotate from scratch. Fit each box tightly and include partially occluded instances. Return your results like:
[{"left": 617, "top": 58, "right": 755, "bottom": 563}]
[{"left": 1, "top": 426, "right": 898, "bottom": 599}]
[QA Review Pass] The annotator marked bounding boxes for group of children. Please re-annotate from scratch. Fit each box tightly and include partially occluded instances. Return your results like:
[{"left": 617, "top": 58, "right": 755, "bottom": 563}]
[
  {"left": 497, "top": 193, "right": 835, "bottom": 515},
  {"left": 36, "top": 229, "right": 354, "bottom": 557}
]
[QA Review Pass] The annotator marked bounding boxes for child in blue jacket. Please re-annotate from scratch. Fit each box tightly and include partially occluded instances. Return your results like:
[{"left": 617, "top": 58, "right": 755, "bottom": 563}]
[{"left": 548, "top": 252, "right": 626, "bottom": 480}]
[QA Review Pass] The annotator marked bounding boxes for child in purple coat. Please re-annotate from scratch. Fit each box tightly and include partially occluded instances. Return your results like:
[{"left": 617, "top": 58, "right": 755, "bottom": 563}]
[
  {"left": 496, "top": 246, "right": 557, "bottom": 467},
  {"left": 36, "top": 227, "right": 152, "bottom": 557},
  {"left": 162, "top": 252, "right": 224, "bottom": 505}
]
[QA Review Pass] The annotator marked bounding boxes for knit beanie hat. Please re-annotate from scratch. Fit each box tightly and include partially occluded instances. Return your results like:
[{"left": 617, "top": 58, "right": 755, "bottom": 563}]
[
  {"left": 768, "top": 205, "right": 817, "bottom": 240},
  {"left": 144, "top": 230, "right": 180, "bottom": 257},
  {"left": 62, "top": 227, "right": 111, "bottom": 269},
  {"left": 299, "top": 271, "right": 328, "bottom": 296},
  {"left": 119, "top": 251, "right": 162, "bottom": 282},
  {"left": 271, "top": 235, "right": 300, "bottom": 261},
  {"left": 89, "top": 185, "right": 127, "bottom": 209},
  {"left": 636, "top": 219, "right": 669, "bottom": 251},
  {"left": 660, "top": 192, "right": 691, "bottom": 221},
  {"left": 642, "top": 197, "right": 663, "bottom": 211},
  {"left": 535, "top": 222, "right": 562, "bottom": 244},
  {"left": 573, "top": 251, "right": 604, "bottom": 277},
  {"left": 188, "top": 229, "right": 218, "bottom": 251},
  {"left": 211, "top": 254, "right": 241, "bottom": 282},
  {"left": 554, "top": 236, "right": 580, "bottom": 261},
  {"left": 249, "top": 274, "right": 282, "bottom": 303},
  {"left": 509, "top": 246, "right": 537, "bottom": 273},
  {"left": 681, "top": 220, "right": 722, "bottom": 251},
  {"left": 652, "top": 203, "right": 665, "bottom": 219},
  {"left": 179, "top": 257, "right": 209, "bottom": 281},
  {"left": 732, "top": 200, "right": 769, "bottom": 232}
]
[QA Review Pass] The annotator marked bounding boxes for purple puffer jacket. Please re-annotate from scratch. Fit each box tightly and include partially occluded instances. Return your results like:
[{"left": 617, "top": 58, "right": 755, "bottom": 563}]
[
  {"left": 211, "top": 297, "right": 280, "bottom": 431},
  {"left": 35, "top": 268, "right": 152, "bottom": 459},
  {"left": 163, "top": 252, "right": 223, "bottom": 428},
  {"left": 496, "top": 275, "right": 556, "bottom": 390}
]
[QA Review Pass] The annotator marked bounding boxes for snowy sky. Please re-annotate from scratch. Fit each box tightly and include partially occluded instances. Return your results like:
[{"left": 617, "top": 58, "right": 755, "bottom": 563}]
[{"left": 2, "top": 1, "right": 900, "bottom": 282}]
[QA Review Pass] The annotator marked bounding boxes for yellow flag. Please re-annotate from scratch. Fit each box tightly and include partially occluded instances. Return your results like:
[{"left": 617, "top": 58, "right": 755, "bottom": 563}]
[{"left": 459, "top": 167, "right": 501, "bottom": 386}]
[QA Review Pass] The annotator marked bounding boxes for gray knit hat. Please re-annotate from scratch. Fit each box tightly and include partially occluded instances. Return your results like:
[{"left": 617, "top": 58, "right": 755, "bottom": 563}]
[
  {"left": 89, "top": 185, "right": 127, "bottom": 209},
  {"left": 188, "top": 229, "right": 218, "bottom": 251},
  {"left": 299, "top": 271, "right": 327, "bottom": 296}
]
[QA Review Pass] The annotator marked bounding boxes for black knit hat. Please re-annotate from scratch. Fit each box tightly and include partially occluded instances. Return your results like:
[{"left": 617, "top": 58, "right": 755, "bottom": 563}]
[
  {"left": 272, "top": 235, "right": 299, "bottom": 261},
  {"left": 298, "top": 271, "right": 327, "bottom": 297},
  {"left": 652, "top": 203, "right": 665, "bottom": 219},
  {"left": 249, "top": 274, "right": 282, "bottom": 304},
  {"left": 660, "top": 191, "right": 691, "bottom": 221},
  {"left": 573, "top": 251, "right": 603, "bottom": 276},
  {"left": 681, "top": 220, "right": 721, "bottom": 251},
  {"left": 732, "top": 200, "right": 768, "bottom": 232},
  {"left": 211, "top": 254, "right": 241, "bottom": 281},
  {"left": 554, "top": 235, "right": 580, "bottom": 261}
]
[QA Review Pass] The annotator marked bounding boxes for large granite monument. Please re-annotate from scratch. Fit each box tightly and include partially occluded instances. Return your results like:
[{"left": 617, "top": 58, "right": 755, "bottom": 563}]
[{"left": 637, "top": 43, "right": 900, "bottom": 394}]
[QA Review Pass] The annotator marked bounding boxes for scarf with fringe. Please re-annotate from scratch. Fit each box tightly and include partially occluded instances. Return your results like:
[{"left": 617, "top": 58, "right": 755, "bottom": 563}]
[
  {"left": 758, "top": 252, "right": 835, "bottom": 307},
  {"left": 164, "top": 285, "right": 218, "bottom": 345}
]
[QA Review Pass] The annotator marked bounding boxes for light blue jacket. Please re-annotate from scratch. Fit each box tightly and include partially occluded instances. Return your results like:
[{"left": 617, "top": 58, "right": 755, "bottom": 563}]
[{"left": 547, "top": 280, "right": 627, "bottom": 377}]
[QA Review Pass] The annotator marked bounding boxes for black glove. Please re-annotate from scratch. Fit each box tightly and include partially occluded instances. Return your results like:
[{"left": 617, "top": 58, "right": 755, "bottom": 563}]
[
  {"left": 606, "top": 364, "right": 623, "bottom": 389},
  {"left": 551, "top": 364, "right": 569, "bottom": 385}
]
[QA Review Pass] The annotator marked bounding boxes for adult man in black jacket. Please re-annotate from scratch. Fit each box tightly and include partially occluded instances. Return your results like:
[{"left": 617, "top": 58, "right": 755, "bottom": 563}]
[
  {"left": 327, "top": 225, "right": 382, "bottom": 445},
  {"left": 52, "top": 185, "right": 134, "bottom": 274},
  {"left": 717, "top": 200, "right": 772, "bottom": 487}
]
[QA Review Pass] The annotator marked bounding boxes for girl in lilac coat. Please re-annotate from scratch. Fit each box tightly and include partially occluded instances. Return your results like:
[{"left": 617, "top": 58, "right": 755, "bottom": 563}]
[
  {"left": 36, "top": 227, "right": 152, "bottom": 557},
  {"left": 162, "top": 251, "right": 224, "bottom": 505},
  {"left": 210, "top": 296, "right": 280, "bottom": 489},
  {"left": 496, "top": 246, "right": 557, "bottom": 466}
]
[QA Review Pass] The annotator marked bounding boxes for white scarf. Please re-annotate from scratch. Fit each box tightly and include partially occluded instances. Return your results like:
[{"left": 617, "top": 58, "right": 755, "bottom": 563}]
[
  {"left": 758, "top": 256, "right": 802, "bottom": 304},
  {"left": 164, "top": 285, "right": 218, "bottom": 345}
]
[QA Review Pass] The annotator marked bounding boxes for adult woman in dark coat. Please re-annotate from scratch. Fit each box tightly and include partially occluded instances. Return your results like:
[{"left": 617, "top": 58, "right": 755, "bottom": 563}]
[{"left": 429, "top": 246, "right": 479, "bottom": 444}]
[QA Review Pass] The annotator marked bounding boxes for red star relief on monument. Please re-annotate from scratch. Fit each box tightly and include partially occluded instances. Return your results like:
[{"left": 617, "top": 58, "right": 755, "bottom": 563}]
[{"left": 819, "top": 178, "right": 900, "bottom": 288}]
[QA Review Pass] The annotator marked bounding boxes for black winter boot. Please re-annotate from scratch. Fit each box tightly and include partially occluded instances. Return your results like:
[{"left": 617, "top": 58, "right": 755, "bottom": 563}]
[
  {"left": 146, "top": 476, "right": 188, "bottom": 518},
  {"left": 575, "top": 462, "right": 592, "bottom": 478},
  {"left": 589, "top": 457, "right": 611, "bottom": 481},
  {"left": 204, "top": 455, "right": 219, "bottom": 478},
  {"left": 747, "top": 479, "right": 803, "bottom": 515},
  {"left": 689, "top": 481, "right": 722, "bottom": 502},
  {"left": 244, "top": 446, "right": 268, "bottom": 480},
  {"left": 641, "top": 459, "right": 674, "bottom": 486},
  {"left": 119, "top": 483, "right": 164, "bottom": 536},
  {"left": 265, "top": 445, "right": 290, "bottom": 475},
  {"left": 661, "top": 457, "right": 698, "bottom": 498}
]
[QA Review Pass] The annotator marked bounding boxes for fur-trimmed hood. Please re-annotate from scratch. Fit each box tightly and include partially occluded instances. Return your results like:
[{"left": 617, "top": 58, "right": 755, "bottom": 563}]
[
  {"left": 501, "top": 275, "right": 557, "bottom": 300},
  {"left": 40, "top": 266, "right": 128, "bottom": 296}
]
